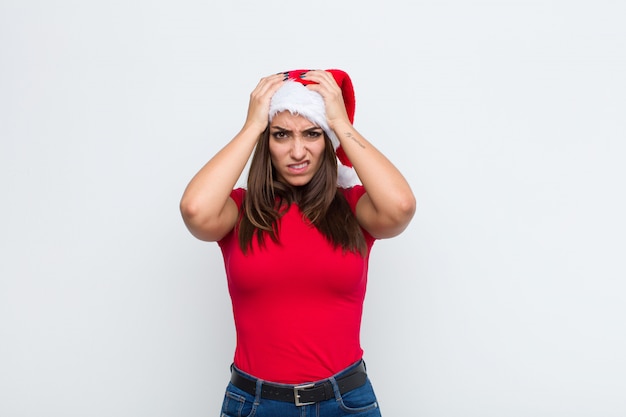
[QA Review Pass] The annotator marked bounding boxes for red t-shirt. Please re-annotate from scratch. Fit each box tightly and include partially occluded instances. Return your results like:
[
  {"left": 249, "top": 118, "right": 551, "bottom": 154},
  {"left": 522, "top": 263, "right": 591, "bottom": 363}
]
[{"left": 218, "top": 186, "right": 375, "bottom": 383}]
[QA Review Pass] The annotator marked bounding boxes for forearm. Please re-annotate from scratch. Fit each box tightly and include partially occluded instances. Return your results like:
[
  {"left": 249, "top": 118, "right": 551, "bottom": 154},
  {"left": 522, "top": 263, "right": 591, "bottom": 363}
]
[
  {"left": 180, "top": 125, "right": 260, "bottom": 229},
  {"left": 334, "top": 121, "right": 416, "bottom": 223}
]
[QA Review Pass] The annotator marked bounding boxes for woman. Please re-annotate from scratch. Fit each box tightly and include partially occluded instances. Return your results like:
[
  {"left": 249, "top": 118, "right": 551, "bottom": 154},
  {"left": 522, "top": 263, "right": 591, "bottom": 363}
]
[{"left": 180, "top": 69, "right": 415, "bottom": 416}]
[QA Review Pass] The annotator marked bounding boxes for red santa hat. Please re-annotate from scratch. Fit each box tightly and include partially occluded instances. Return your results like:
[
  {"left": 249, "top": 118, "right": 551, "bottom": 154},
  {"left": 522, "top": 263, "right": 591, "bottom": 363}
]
[{"left": 269, "top": 69, "right": 360, "bottom": 188}]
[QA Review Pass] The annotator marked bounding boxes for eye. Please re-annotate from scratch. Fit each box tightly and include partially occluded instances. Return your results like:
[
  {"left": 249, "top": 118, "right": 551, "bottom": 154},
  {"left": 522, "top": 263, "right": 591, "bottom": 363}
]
[
  {"left": 271, "top": 131, "right": 288, "bottom": 139},
  {"left": 305, "top": 130, "right": 323, "bottom": 139}
]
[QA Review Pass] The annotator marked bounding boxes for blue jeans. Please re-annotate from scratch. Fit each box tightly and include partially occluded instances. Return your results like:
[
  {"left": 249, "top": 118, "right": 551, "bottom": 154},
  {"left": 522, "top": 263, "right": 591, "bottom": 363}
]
[{"left": 220, "top": 360, "right": 382, "bottom": 417}]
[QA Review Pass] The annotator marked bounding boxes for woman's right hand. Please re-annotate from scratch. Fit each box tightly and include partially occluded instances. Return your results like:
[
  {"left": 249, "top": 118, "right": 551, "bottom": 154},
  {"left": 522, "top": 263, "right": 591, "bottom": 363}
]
[{"left": 243, "top": 73, "right": 286, "bottom": 133}]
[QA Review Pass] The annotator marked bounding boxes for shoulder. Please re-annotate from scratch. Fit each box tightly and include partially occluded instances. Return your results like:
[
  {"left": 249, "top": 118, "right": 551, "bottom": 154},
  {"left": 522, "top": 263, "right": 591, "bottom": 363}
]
[
  {"left": 216, "top": 188, "right": 246, "bottom": 247},
  {"left": 230, "top": 188, "right": 246, "bottom": 208},
  {"left": 339, "top": 185, "right": 366, "bottom": 212}
]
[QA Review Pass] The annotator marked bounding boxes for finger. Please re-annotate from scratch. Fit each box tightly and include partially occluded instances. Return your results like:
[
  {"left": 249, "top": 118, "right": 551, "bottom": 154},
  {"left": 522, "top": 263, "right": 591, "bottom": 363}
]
[
  {"left": 301, "top": 70, "right": 337, "bottom": 87},
  {"left": 252, "top": 73, "right": 285, "bottom": 98},
  {"left": 304, "top": 73, "right": 342, "bottom": 98},
  {"left": 302, "top": 72, "right": 350, "bottom": 123},
  {"left": 306, "top": 77, "right": 342, "bottom": 102},
  {"left": 254, "top": 73, "right": 286, "bottom": 94}
]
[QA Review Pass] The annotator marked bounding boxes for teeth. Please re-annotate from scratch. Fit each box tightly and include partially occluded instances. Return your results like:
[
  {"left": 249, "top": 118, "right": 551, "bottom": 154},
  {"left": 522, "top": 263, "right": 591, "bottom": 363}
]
[{"left": 291, "top": 162, "right": 307, "bottom": 169}]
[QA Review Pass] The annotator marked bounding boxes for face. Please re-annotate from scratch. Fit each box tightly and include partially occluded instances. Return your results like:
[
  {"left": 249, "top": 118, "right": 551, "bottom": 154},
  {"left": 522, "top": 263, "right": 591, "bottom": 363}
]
[{"left": 269, "top": 111, "right": 326, "bottom": 187}]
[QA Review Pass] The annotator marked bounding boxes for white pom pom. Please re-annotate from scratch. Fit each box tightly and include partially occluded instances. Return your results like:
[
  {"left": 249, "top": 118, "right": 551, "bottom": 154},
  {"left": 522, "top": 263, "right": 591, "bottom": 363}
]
[{"left": 337, "top": 159, "right": 361, "bottom": 188}]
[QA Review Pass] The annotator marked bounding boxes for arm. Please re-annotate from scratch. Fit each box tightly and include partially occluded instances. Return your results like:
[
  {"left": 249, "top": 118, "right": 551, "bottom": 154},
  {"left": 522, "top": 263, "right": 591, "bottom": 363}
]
[
  {"left": 336, "top": 125, "right": 416, "bottom": 239},
  {"left": 305, "top": 71, "right": 416, "bottom": 239},
  {"left": 180, "top": 73, "right": 285, "bottom": 241}
]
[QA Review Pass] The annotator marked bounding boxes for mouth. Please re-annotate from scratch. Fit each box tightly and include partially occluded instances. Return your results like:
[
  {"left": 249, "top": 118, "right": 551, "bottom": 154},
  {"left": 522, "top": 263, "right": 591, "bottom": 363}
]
[
  {"left": 287, "top": 161, "right": 309, "bottom": 173},
  {"left": 287, "top": 161, "right": 310, "bottom": 175}
]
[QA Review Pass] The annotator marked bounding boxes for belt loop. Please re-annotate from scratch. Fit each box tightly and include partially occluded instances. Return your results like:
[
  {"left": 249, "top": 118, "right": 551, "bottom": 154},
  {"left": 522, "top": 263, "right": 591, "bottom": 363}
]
[
  {"left": 328, "top": 376, "right": 341, "bottom": 400},
  {"left": 254, "top": 377, "right": 263, "bottom": 406},
  {"left": 323, "top": 381, "right": 334, "bottom": 401}
]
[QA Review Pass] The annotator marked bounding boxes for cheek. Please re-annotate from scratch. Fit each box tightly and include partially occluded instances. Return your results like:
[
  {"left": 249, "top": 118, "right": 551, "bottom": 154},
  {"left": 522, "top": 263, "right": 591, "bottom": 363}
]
[
  {"left": 268, "top": 141, "right": 285, "bottom": 166},
  {"left": 313, "top": 141, "right": 326, "bottom": 158},
  {"left": 268, "top": 141, "right": 279, "bottom": 159}
]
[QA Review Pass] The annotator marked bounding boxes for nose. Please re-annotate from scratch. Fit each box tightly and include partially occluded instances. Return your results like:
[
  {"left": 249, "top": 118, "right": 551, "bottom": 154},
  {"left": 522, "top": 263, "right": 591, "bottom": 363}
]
[{"left": 290, "top": 137, "right": 307, "bottom": 160}]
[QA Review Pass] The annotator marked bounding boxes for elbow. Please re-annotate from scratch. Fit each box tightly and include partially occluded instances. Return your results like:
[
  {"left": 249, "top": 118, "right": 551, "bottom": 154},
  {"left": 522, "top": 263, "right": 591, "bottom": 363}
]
[
  {"left": 370, "top": 193, "right": 416, "bottom": 239},
  {"left": 394, "top": 193, "right": 417, "bottom": 227},
  {"left": 386, "top": 192, "right": 416, "bottom": 236},
  {"left": 180, "top": 196, "right": 202, "bottom": 224},
  {"left": 400, "top": 193, "right": 417, "bottom": 220},
  {"left": 179, "top": 194, "right": 235, "bottom": 242},
  {"left": 179, "top": 197, "right": 212, "bottom": 239}
]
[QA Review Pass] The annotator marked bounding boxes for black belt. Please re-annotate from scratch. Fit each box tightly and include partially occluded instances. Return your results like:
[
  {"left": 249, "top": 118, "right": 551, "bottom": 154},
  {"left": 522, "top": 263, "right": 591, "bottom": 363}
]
[{"left": 230, "top": 361, "right": 367, "bottom": 406}]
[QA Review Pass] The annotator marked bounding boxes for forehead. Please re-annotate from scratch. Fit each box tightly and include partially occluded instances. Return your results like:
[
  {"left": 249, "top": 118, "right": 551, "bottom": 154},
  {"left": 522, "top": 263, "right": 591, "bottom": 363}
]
[{"left": 270, "top": 111, "right": 319, "bottom": 128}]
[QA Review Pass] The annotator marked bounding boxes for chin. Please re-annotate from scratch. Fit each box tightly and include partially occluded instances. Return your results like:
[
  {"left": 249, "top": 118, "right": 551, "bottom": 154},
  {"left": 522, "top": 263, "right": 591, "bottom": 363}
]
[
  {"left": 285, "top": 176, "right": 313, "bottom": 187},
  {"left": 287, "top": 180, "right": 310, "bottom": 187}
]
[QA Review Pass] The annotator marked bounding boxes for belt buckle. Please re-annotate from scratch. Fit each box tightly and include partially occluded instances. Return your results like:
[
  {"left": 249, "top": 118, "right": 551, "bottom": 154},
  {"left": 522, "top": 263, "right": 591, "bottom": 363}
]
[{"left": 294, "top": 383, "right": 315, "bottom": 406}]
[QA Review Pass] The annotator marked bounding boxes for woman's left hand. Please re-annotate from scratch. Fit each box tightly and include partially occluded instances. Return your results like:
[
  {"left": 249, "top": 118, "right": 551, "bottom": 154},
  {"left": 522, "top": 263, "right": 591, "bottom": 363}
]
[{"left": 303, "top": 70, "right": 352, "bottom": 129}]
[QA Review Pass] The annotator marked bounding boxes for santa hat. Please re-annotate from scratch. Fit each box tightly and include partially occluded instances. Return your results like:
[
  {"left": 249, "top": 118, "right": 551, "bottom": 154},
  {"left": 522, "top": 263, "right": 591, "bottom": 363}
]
[{"left": 268, "top": 69, "right": 360, "bottom": 188}]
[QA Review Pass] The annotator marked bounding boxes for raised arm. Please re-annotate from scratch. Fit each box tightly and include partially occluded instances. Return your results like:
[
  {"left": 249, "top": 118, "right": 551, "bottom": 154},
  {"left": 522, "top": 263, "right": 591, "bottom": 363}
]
[
  {"left": 180, "top": 74, "right": 285, "bottom": 241},
  {"left": 305, "top": 70, "right": 416, "bottom": 239}
]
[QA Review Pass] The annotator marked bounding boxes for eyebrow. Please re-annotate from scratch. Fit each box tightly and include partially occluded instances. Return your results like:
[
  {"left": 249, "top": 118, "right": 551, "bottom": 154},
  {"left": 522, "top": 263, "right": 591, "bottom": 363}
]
[{"left": 270, "top": 125, "right": 323, "bottom": 133}]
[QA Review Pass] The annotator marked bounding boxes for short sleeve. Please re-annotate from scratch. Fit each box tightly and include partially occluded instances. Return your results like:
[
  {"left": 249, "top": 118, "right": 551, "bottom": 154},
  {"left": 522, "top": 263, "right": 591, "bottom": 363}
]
[
  {"left": 217, "top": 188, "right": 245, "bottom": 249},
  {"left": 230, "top": 188, "right": 246, "bottom": 209},
  {"left": 340, "top": 185, "right": 375, "bottom": 245},
  {"left": 340, "top": 185, "right": 367, "bottom": 213}
]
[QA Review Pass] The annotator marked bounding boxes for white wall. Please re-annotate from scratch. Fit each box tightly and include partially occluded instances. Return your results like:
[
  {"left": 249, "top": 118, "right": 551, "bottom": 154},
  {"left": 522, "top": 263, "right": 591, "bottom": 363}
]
[{"left": 1, "top": 1, "right": 625, "bottom": 416}]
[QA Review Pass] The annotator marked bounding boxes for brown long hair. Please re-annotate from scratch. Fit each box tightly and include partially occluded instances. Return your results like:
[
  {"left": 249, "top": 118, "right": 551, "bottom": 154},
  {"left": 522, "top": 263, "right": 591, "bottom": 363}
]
[{"left": 238, "top": 128, "right": 367, "bottom": 256}]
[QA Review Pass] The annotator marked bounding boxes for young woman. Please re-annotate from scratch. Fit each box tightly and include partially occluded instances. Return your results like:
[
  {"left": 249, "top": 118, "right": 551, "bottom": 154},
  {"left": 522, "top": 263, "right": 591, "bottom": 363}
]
[{"left": 180, "top": 69, "right": 415, "bottom": 416}]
